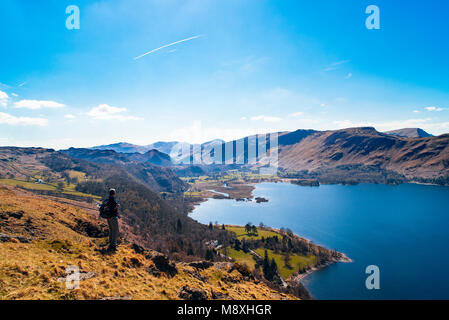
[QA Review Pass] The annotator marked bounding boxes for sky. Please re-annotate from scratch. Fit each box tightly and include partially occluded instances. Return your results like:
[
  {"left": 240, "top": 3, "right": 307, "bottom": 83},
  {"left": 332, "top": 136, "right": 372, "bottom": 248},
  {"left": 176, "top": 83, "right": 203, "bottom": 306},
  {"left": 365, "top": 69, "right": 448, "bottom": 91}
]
[{"left": 1, "top": 0, "right": 449, "bottom": 149}]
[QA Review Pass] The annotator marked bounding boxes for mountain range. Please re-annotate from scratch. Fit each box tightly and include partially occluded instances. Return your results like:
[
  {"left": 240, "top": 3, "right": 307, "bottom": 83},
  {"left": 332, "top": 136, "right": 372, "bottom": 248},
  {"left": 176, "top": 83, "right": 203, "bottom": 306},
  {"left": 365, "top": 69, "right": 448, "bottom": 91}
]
[{"left": 86, "top": 127, "right": 448, "bottom": 183}]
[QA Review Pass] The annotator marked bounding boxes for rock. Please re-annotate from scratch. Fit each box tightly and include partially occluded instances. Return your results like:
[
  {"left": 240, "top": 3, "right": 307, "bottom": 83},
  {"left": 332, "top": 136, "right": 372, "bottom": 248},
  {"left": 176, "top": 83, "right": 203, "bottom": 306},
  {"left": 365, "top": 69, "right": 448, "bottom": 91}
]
[
  {"left": 255, "top": 197, "right": 268, "bottom": 203},
  {"left": 213, "top": 262, "right": 233, "bottom": 271},
  {"left": 132, "top": 243, "right": 145, "bottom": 254},
  {"left": 9, "top": 211, "right": 24, "bottom": 219},
  {"left": 151, "top": 254, "right": 178, "bottom": 277},
  {"left": 185, "top": 269, "right": 208, "bottom": 283},
  {"left": 211, "top": 290, "right": 232, "bottom": 300},
  {"left": 188, "top": 261, "right": 213, "bottom": 270},
  {"left": 79, "top": 271, "right": 97, "bottom": 281},
  {"left": 178, "top": 285, "right": 208, "bottom": 300},
  {"left": 147, "top": 266, "right": 161, "bottom": 277},
  {"left": 0, "top": 233, "right": 33, "bottom": 243}
]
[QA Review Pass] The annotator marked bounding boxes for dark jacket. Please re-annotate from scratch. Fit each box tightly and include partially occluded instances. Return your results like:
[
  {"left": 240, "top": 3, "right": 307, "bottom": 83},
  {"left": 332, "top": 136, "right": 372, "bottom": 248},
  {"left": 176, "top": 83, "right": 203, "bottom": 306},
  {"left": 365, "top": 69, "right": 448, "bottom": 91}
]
[{"left": 106, "top": 197, "right": 119, "bottom": 217}]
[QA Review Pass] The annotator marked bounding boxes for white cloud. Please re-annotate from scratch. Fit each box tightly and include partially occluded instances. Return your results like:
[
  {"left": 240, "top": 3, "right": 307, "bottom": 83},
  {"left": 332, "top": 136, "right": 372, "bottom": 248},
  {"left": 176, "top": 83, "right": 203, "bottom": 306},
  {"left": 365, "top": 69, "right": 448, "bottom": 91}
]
[
  {"left": 87, "top": 104, "right": 142, "bottom": 121},
  {"left": 0, "top": 90, "right": 8, "bottom": 107},
  {"left": 11, "top": 93, "right": 18, "bottom": 97},
  {"left": 289, "top": 112, "right": 304, "bottom": 117},
  {"left": 250, "top": 115, "right": 281, "bottom": 123},
  {"left": 425, "top": 106, "right": 444, "bottom": 112},
  {"left": 240, "top": 116, "right": 247, "bottom": 120},
  {"left": 344, "top": 73, "right": 353, "bottom": 79},
  {"left": 14, "top": 99, "right": 65, "bottom": 110},
  {"left": 413, "top": 110, "right": 420, "bottom": 113},
  {"left": 64, "top": 114, "right": 76, "bottom": 119},
  {"left": 0, "top": 112, "right": 48, "bottom": 126}
]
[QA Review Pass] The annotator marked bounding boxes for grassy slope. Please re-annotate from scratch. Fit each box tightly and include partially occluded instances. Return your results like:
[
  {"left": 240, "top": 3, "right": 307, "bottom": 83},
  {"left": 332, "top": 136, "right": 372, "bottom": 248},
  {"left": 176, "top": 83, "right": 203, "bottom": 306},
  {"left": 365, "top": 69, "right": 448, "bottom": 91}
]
[
  {"left": 0, "top": 186, "right": 295, "bottom": 300},
  {"left": 0, "top": 178, "right": 100, "bottom": 199},
  {"left": 254, "top": 249, "right": 317, "bottom": 279},
  {"left": 226, "top": 225, "right": 279, "bottom": 240}
]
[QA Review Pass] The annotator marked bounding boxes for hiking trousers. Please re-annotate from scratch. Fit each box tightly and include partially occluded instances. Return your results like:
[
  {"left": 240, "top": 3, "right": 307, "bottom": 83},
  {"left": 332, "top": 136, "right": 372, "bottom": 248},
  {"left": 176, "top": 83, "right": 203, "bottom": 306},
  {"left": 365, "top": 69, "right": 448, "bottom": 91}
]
[{"left": 107, "top": 216, "right": 119, "bottom": 249}]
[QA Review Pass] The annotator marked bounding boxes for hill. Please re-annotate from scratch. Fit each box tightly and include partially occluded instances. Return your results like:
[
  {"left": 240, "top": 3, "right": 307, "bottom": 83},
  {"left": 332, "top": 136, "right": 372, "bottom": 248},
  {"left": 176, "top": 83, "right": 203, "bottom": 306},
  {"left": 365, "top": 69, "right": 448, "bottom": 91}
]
[
  {"left": 90, "top": 142, "right": 153, "bottom": 154},
  {"left": 62, "top": 147, "right": 173, "bottom": 167},
  {"left": 276, "top": 127, "right": 449, "bottom": 183},
  {"left": 384, "top": 128, "right": 433, "bottom": 138},
  {"left": 0, "top": 186, "right": 296, "bottom": 300}
]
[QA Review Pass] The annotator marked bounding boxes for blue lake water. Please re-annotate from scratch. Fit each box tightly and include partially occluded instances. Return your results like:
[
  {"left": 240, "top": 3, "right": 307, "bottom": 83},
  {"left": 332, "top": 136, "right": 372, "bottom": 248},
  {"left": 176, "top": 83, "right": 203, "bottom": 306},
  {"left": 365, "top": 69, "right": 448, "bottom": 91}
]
[{"left": 190, "top": 182, "right": 449, "bottom": 299}]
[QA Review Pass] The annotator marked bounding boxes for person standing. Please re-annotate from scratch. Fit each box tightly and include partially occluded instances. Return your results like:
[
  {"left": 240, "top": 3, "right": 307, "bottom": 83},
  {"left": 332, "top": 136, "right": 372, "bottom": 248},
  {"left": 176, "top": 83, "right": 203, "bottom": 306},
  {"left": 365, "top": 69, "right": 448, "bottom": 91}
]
[{"left": 100, "top": 188, "right": 120, "bottom": 252}]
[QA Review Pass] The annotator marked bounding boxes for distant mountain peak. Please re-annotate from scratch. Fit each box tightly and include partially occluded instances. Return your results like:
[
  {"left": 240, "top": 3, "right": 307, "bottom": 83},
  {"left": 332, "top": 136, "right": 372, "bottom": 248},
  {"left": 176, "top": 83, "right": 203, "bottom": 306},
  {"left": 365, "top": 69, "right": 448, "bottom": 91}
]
[{"left": 384, "top": 128, "right": 433, "bottom": 138}]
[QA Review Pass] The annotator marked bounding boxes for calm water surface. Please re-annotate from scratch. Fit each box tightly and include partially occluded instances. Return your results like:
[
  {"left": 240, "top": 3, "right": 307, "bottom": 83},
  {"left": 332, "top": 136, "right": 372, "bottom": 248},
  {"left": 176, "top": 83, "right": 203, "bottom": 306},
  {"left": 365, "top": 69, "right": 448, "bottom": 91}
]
[{"left": 190, "top": 182, "right": 449, "bottom": 299}]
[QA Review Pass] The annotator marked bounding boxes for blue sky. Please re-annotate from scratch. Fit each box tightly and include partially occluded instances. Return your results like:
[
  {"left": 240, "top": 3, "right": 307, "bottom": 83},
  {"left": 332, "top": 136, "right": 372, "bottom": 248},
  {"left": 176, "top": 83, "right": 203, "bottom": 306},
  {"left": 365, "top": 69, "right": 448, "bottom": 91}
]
[{"left": 1, "top": 0, "right": 449, "bottom": 148}]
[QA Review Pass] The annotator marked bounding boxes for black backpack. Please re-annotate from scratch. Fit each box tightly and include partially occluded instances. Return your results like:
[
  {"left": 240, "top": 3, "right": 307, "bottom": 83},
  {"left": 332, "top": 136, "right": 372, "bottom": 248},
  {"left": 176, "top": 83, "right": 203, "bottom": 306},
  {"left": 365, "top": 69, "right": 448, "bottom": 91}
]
[{"left": 99, "top": 199, "right": 111, "bottom": 219}]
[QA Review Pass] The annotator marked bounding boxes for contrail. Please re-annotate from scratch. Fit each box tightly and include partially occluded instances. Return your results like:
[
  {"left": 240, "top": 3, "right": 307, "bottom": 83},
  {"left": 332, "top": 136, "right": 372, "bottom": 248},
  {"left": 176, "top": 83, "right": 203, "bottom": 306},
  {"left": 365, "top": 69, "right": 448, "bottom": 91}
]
[{"left": 133, "top": 35, "right": 203, "bottom": 60}]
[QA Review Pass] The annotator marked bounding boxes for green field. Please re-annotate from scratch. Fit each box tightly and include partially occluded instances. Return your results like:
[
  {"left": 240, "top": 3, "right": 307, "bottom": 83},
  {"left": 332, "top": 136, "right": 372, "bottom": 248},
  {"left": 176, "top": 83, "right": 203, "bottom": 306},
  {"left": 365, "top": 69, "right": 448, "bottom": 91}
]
[
  {"left": 0, "top": 178, "right": 100, "bottom": 199},
  {"left": 67, "top": 170, "right": 86, "bottom": 183},
  {"left": 226, "top": 225, "right": 280, "bottom": 240},
  {"left": 0, "top": 178, "right": 56, "bottom": 191},
  {"left": 220, "top": 247, "right": 256, "bottom": 269},
  {"left": 254, "top": 248, "right": 317, "bottom": 279}
]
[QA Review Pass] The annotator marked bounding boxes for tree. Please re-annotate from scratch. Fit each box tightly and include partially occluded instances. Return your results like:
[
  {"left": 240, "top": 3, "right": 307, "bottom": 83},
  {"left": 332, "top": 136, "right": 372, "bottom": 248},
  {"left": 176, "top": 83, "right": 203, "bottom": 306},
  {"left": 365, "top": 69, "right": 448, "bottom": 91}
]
[
  {"left": 262, "top": 250, "right": 270, "bottom": 279},
  {"left": 205, "top": 249, "right": 214, "bottom": 261},
  {"left": 245, "top": 222, "right": 252, "bottom": 233},
  {"left": 221, "top": 224, "right": 226, "bottom": 230},
  {"left": 251, "top": 225, "right": 258, "bottom": 235},
  {"left": 57, "top": 181, "right": 64, "bottom": 192},
  {"left": 270, "top": 258, "right": 278, "bottom": 277},
  {"left": 176, "top": 218, "right": 182, "bottom": 233},
  {"left": 284, "top": 252, "right": 292, "bottom": 269},
  {"left": 208, "top": 222, "right": 213, "bottom": 230}
]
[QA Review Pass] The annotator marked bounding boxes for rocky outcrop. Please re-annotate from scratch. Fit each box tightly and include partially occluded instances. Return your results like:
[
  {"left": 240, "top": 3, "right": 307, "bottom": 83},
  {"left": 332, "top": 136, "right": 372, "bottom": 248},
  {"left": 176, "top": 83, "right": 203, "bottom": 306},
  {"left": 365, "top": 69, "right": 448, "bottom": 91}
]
[{"left": 178, "top": 285, "right": 208, "bottom": 300}]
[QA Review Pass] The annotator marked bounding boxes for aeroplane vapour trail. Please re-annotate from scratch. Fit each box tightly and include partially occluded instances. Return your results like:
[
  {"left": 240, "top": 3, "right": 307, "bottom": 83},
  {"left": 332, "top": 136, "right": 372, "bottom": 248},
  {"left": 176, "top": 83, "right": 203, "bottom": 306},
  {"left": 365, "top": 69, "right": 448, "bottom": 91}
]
[{"left": 133, "top": 35, "right": 203, "bottom": 60}]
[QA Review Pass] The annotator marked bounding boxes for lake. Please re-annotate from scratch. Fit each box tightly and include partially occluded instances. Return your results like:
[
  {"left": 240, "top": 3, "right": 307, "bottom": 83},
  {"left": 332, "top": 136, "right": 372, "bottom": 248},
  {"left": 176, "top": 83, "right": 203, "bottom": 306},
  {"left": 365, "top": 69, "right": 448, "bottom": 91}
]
[{"left": 190, "top": 182, "right": 449, "bottom": 299}]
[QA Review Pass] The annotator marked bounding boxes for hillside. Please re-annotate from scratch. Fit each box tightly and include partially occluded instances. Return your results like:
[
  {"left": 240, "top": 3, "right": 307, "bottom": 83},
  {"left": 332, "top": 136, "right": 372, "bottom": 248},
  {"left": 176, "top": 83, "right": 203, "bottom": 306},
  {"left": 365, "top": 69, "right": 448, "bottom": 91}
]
[
  {"left": 384, "top": 128, "right": 433, "bottom": 138},
  {"left": 0, "top": 186, "right": 295, "bottom": 300},
  {"left": 0, "top": 147, "right": 231, "bottom": 260},
  {"left": 276, "top": 127, "right": 449, "bottom": 182},
  {"left": 62, "top": 147, "right": 173, "bottom": 167}
]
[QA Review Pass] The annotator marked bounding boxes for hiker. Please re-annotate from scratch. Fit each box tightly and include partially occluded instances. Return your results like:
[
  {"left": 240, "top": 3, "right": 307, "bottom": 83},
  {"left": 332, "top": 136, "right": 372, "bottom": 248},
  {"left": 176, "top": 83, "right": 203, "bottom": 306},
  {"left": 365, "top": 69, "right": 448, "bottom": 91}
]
[{"left": 99, "top": 188, "right": 120, "bottom": 252}]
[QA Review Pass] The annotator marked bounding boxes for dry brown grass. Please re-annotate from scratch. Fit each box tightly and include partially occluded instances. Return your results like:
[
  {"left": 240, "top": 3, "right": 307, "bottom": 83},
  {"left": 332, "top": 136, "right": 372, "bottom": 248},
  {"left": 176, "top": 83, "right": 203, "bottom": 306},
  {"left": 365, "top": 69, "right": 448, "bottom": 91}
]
[{"left": 0, "top": 185, "right": 297, "bottom": 300}]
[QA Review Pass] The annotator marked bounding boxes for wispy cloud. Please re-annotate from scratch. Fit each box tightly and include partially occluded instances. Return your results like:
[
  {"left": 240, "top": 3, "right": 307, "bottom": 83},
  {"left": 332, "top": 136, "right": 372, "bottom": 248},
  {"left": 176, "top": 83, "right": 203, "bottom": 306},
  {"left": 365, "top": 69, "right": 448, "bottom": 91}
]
[
  {"left": 64, "top": 114, "right": 76, "bottom": 119},
  {"left": 344, "top": 73, "right": 353, "bottom": 79},
  {"left": 0, "top": 90, "right": 8, "bottom": 107},
  {"left": 250, "top": 115, "right": 281, "bottom": 122},
  {"left": 14, "top": 100, "right": 65, "bottom": 110},
  {"left": 425, "top": 106, "right": 444, "bottom": 112},
  {"left": 323, "top": 59, "right": 351, "bottom": 72},
  {"left": 18, "top": 81, "right": 27, "bottom": 87},
  {"left": 0, "top": 112, "right": 48, "bottom": 126},
  {"left": 87, "top": 104, "right": 143, "bottom": 121},
  {"left": 133, "top": 35, "right": 203, "bottom": 60}
]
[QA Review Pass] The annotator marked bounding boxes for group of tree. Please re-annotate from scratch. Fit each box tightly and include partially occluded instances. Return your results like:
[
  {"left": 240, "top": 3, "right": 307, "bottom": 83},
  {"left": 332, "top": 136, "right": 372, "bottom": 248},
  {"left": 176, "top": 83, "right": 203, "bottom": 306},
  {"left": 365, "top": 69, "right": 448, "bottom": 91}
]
[
  {"left": 262, "top": 250, "right": 279, "bottom": 281},
  {"left": 245, "top": 222, "right": 258, "bottom": 236}
]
